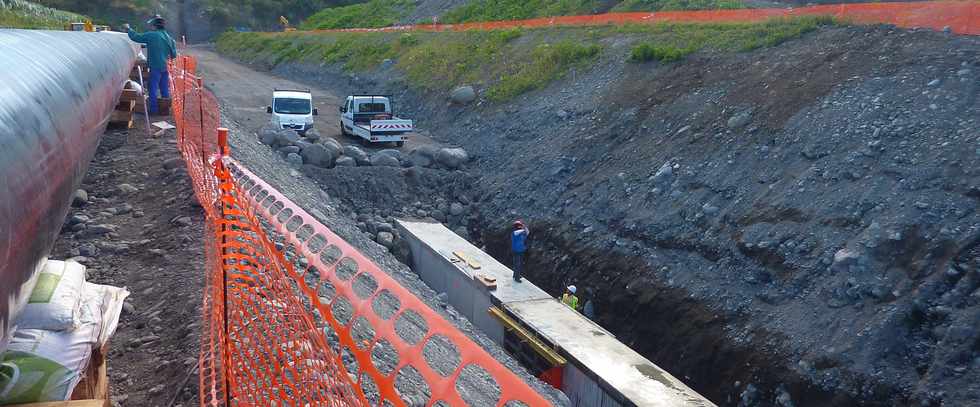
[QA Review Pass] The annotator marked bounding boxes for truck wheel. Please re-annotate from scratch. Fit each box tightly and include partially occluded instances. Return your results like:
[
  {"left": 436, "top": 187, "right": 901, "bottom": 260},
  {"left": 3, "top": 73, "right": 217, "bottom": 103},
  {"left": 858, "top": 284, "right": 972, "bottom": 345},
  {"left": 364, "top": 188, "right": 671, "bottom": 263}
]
[
  {"left": 339, "top": 122, "right": 346, "bottom": 137},
  {"left": 395, "top": 141, "right": 405, "bottom": 147}
]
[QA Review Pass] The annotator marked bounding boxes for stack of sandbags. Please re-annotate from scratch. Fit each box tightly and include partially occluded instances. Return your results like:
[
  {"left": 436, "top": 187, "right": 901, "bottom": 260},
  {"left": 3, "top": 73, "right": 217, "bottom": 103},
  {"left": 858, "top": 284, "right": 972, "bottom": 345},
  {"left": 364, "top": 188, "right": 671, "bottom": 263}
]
[{"left": 0, "top": 261, "right": 128, "bottom": 405}]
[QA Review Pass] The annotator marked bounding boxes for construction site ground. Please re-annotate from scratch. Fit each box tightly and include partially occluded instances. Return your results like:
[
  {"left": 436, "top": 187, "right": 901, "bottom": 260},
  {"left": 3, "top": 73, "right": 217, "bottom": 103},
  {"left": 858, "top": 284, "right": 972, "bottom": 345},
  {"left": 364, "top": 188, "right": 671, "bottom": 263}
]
[
  {"left": 51, "top": 124, "right": 205, "bottom": 407},
  {"left": 205, "top": 23, "right": 980, "bottom": 407},
  {"left": 41, "top": 22, "right": 980, "bottom": 407}
]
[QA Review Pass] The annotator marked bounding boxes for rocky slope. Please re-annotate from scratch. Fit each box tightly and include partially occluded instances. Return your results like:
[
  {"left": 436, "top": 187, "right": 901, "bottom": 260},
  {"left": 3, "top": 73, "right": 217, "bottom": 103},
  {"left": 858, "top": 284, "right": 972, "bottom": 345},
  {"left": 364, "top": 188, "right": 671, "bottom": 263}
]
[{"left": 219, "top": 23, "right": 980, "bottom": 406}]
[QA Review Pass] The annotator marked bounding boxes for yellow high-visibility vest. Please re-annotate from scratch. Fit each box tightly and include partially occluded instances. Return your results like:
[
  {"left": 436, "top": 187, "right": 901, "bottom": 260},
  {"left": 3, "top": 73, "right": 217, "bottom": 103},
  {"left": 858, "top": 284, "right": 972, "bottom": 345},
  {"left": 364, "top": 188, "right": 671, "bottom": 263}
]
[{"left": 561, "top": 293, "right": 579, "bottom": 310}]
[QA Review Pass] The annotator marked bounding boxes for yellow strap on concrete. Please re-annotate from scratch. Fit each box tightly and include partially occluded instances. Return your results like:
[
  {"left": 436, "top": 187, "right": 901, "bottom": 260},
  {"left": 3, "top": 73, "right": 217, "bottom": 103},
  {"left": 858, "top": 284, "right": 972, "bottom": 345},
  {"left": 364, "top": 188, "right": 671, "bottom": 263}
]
[{"left": 488, "top": 306, "right": 566, "bottom": 367}]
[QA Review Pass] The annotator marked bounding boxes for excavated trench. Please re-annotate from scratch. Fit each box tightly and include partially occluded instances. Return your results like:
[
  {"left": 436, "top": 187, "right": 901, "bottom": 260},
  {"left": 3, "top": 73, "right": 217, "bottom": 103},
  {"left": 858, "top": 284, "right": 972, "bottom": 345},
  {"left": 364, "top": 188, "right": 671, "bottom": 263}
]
[{"left": 464, "top": 218, "right": 902, "bottom": 407}]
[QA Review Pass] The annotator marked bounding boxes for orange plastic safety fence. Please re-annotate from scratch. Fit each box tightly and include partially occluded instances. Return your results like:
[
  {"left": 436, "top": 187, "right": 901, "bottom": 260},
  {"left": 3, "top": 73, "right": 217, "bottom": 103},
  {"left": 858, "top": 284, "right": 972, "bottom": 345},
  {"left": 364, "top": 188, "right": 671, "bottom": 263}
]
[
  {"left": 169, "top": 55, "right": 555, "bottom": 407},
  {"left": 319, "top": 0, "right": 979, "bottom": 35}
]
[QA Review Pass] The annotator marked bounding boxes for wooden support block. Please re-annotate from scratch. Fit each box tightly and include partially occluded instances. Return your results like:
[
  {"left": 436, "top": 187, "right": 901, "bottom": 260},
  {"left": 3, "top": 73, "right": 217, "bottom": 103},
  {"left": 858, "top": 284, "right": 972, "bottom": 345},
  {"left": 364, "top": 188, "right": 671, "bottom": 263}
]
[
  {"left": 114, "top": 99, "right": 135, "bottom": 112},
  {"left": 474, "top": 274, "right": 497, "bottom": 290},
  {"left": 109, "top": 110, "right": 132, "bottom": 123},
  {"left": 453, "top": 251, "right": 482, "bottom": 270},
  {"left": 119, "top": 88, "right": 142, "bottom": 103}
]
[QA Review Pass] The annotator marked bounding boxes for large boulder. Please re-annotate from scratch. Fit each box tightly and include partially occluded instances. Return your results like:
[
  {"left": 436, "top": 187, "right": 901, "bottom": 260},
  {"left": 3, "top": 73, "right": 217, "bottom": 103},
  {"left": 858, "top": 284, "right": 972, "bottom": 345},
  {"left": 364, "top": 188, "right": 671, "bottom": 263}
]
[
  {"left": 376, "top": 149, "right": 403, "bottom": 162},
  {"left": 286, "top": 153, "right": 303, "bottom": 167},
  {"left": 300, "top": 144, "right": 337, "bottom": 167},
  {"left": 273, "top": 129, "right": 300, "bottom": 148},
  {"left": 278, "top": 145, "right": 301, "bottom": 155},
  {"left": 335, "top": 156, "right": 356, "bottom": 167},
  {"left": 436, "top": 147, "right": 469, "bottom": 169},
  {"left": 259, "top": 125, "right": 279, "bottom": 145},
  {"left": 450, "top": 86, "right": 477, "bottom": 105},
  {"left": 370, "top": 153, "right": 401, "bottom": 167},
  {"left": 323, "top": 138, "right": 344, "bottom": 158},
  {"left": 304, "top": 127, "right": 322, "bottom": 142},
  {"left": 408, "top": 145, "right": 438, "bottom": 168},
  {"left": 343, "top": 145, "right": 370, "bottom": 166}
]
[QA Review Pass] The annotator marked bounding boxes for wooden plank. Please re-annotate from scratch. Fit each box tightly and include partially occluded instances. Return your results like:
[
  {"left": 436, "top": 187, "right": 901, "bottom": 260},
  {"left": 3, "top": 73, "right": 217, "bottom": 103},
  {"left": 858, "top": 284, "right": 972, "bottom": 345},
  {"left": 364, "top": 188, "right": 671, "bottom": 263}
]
[
  {"left": 109, "top": 110, "right": 132, "bottom": 123},
  {"left": 119, "top": 89, "right": 143, "bottom": 103},
  {"left": 453, "top": 251, "right": 482, "bottom": 270},
  {"left": 71, "top": 346, "right": 108, "bottom": 404},
  {"left": 474, "top": 274, "right": 497, "bottom": 290},
  {"left": 114, "top": 99, "right": 135, "bottom": 112}
]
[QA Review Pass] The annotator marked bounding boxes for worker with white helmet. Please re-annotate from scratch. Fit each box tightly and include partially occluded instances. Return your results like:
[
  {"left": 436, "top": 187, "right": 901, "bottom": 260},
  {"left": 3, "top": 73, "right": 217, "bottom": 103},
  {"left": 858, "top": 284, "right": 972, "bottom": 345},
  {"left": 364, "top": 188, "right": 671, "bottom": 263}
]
[{"left": 561, "top": 285, "right": 579, "bottom": 310}]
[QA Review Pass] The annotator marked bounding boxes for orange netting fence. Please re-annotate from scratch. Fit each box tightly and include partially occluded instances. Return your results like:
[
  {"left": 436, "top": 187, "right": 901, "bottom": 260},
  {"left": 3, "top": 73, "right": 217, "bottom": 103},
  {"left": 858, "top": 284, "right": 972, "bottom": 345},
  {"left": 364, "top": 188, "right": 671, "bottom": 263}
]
[
  {"left": 321, "top": 0, "right": 980, "bottom": 35},
  {"left": 168, "top": 56, "right": 554, "bottom": 407}
]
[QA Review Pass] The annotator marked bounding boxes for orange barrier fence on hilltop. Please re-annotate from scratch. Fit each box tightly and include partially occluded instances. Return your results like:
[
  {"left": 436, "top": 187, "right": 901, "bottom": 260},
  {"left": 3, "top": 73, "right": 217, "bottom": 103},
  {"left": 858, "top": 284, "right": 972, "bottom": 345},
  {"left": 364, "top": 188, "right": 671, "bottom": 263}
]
[
  {"left": 320, "top": 0, "right": 979, "bottom": 35},
  {"left": 168, "top": 56, "right": 554, "bottom": 407}
]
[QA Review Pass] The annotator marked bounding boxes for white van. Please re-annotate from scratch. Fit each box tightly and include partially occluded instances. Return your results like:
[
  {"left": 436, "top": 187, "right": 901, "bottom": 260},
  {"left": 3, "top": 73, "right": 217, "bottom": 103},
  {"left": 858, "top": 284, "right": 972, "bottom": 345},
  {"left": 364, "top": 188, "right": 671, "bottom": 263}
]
[{"left": 267, "top": 89, "right": 318, "bottom": 135}]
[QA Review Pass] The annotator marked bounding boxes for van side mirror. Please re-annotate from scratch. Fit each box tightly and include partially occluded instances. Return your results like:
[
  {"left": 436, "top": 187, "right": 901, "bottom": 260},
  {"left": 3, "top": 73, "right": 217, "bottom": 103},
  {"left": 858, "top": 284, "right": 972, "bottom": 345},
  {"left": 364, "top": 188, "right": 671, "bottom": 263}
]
[
  {"left": 266, "top": 106, "right": 272, "bottom": 114},
  {"left": 313, "top": 108, "right": 319, "bottom": 116},
  {"left": 339, "top": 106, "right": 345, "bottom": 113}
]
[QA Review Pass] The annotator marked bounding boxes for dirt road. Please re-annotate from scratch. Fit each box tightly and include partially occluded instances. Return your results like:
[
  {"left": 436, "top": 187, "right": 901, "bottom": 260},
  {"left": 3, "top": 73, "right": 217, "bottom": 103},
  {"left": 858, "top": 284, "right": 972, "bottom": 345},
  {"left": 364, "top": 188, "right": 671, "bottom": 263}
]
[
  {"left": 187, "top": 47, "right": 433, "bottom": 151},
  {"left": 188, "top": 47, "right": 342, "bottom": 131}
]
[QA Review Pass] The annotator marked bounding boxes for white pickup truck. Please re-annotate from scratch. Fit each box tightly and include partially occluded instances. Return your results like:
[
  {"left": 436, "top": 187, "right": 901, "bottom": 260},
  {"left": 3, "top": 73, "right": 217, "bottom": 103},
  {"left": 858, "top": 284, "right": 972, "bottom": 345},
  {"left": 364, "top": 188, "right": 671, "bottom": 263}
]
[
  {"left": 267, "top": 89, "right": 318, "bottom": 135},
  {"left": 339, "top": 95, "right": 413, "bottom": 147}
]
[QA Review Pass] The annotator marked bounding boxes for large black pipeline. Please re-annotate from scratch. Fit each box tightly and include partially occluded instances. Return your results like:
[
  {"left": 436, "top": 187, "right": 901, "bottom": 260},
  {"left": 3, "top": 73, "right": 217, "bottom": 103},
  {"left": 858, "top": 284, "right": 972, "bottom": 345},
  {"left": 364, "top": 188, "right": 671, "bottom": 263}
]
[{"left": 0, "top": 30, "right": 135, "bottom": 351}]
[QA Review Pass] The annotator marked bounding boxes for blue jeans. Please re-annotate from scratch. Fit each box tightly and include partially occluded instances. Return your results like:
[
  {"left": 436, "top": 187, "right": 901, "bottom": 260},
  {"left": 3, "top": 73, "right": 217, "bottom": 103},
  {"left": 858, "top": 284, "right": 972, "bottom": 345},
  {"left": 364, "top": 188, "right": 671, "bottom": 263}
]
[
  {"left": 148, "top": 68, "right": 170, "bottom": 115},
  {"left": 512, "top": 252, "right": 524, "bottom": 281}
]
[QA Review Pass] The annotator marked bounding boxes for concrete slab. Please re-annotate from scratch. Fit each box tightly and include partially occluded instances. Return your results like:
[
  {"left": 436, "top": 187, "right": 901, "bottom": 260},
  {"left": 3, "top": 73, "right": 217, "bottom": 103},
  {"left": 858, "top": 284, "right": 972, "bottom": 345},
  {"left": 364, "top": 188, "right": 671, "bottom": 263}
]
[
  {"left": 397, "top": 220, "right": 552, "bottom": 305},
  {"left": 506, "top": 298, "right": 715, "bottom": 407}
]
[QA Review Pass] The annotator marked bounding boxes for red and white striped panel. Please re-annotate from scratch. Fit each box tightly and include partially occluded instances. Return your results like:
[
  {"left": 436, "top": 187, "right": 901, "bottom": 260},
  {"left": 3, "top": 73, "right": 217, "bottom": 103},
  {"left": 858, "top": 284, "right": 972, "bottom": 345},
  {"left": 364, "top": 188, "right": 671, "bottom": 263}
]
[{"left": 371, "top": 124, "right": 412, "bottom": 130}]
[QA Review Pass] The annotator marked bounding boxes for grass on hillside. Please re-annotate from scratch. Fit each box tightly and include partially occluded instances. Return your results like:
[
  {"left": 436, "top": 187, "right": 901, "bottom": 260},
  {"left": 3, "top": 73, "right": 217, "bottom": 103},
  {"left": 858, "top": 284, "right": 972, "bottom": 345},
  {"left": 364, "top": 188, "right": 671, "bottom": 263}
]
[
  {"left": 300, "top": 0, "right": 414, "bottom": 30},
  {"left": 442, "top": 0, "right": 599, "bottom": 24},
  {"left": 628, "top": 16, "right": 835, "bottom": 63},
  {"left": 613, "top": 0, "right": 745, "bottom": 12},
  {"left": 217, "top": 16, "right": 835, "bottom": 102},
  {"left": 441, "top": 0, "right": 746, "bottom": 23},
  {"left": 0, "top": 0, "right": 86, "bottom": 29}
]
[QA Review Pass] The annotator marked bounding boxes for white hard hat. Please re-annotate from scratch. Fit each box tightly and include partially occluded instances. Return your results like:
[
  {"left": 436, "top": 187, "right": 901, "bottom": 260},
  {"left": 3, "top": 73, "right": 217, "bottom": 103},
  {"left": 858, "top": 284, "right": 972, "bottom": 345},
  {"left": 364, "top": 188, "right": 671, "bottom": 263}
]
[{"left": 567, "top": 285, "right": 577, "bottom": 294}]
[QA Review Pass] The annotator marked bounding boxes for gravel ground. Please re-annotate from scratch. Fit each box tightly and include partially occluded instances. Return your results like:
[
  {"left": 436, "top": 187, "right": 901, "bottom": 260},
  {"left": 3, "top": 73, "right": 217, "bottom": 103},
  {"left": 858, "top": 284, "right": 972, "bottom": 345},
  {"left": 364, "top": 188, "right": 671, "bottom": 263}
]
[
  {"left": 51, "top": 126, "right": 205, "bottom": 407},
  {"left": 214, "top": 24, "right": 980, "bottom": 407}
]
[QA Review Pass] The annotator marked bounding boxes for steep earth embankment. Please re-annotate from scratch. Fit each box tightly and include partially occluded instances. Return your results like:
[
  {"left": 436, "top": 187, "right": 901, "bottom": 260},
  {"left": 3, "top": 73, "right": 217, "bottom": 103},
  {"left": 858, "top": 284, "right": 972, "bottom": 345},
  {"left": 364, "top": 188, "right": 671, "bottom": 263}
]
[{"left": 215, "top": 24, "right": 980, "bottom": 407}]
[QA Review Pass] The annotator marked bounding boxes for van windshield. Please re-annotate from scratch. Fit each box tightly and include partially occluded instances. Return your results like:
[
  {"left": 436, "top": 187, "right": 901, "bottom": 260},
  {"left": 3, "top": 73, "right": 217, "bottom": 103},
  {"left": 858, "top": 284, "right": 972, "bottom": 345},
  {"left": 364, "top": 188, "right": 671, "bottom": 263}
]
[{"left": 274, "top": 98, "right": 312, "bottom": 115}]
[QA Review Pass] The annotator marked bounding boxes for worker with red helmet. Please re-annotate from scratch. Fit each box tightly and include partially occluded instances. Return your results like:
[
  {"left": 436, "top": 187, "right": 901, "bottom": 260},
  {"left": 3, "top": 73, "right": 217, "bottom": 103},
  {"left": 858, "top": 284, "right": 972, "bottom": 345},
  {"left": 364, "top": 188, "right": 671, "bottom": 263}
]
[{"left": 511, "top": 220, "right": 530, "bottom": 282}]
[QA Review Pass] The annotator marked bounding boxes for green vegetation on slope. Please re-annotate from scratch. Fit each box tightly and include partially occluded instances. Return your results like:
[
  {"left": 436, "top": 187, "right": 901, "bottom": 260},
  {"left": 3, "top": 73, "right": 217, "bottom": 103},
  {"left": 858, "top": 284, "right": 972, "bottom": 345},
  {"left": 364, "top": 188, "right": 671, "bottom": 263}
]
[
  {"left": 204, "top": 0, "right": 353, "bottom": 31},
  {"left": 441, "top": 0, "right": 745, "bottom": 24},
  {"left": 217, "top": 17, "right": 834, "bottom": 102},
  {"left": 300, "top": 0, "right": 413, "bottom": 30},
  {"left": 613, "top": 0, "right": 744, "bottom": 12},
  {"left": 442, "top": 0, "right": 599, "bottom": 24},
  {"left": 0, "top": 0, "right": 86, "bottom": 29},
  {"left": 32, "top": 0, "right": 153, "bottom": 25},
  {"left": 627, "top": 16, "right": 835, "bottom": 62}
]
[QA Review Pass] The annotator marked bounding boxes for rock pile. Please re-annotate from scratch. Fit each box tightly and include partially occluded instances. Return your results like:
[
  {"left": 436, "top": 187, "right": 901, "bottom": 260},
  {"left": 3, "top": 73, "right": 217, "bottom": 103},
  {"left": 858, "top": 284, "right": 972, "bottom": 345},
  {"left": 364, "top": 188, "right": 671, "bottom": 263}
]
[{"left": 258, "top": 124, "right": 471, "bottom": 171}]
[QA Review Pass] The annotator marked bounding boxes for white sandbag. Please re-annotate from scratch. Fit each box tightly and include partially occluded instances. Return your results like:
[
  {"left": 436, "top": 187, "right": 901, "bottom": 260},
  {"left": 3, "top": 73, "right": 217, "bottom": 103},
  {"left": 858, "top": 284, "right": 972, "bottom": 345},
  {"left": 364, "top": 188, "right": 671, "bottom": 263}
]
[
  {"left": 16, "top": 261, "right": 85, "bottom": 332},
  {"left": 0, "top": 324, "right": 96, "bottom": 404},
  {"left": 0, "top": 281, "right": 127, "bottom": 404},
  {"left": 80, "top": 282, "right": 129, "bottom": 348}
]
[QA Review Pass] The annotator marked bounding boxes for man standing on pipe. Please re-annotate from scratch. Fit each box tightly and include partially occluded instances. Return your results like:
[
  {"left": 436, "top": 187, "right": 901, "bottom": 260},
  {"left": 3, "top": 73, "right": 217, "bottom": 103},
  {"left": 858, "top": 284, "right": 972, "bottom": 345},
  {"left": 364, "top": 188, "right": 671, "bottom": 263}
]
[{"left": 124, "top": 15, "right": 177, "bottom": 115}]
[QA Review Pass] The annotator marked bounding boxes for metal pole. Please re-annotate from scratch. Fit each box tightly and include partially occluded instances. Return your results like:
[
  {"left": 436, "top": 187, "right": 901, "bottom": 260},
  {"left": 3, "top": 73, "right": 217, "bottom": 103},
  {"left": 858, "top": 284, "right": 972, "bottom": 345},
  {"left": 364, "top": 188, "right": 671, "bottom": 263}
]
[
  {"left": 216, "top": 127, "right": 231, "bottom": 405},
  {"left": 136, "top": 64, "right": 152, "bottom": 135}
]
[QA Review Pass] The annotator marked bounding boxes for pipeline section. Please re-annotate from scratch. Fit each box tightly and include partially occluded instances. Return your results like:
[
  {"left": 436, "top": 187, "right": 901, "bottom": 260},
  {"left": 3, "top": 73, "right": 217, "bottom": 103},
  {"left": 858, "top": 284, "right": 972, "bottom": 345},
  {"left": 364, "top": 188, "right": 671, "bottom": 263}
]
[{"left": 0, "top": 29, "right": 136, "bottom": 352}]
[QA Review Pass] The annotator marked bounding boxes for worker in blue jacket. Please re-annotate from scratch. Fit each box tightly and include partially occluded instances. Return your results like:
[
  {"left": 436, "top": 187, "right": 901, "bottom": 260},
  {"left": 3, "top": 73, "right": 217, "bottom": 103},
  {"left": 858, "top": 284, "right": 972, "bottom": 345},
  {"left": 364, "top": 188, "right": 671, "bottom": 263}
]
[
  {"left": 511, "top": 220, "right": 529, "bottom": 282},
  {"left": 124, "top": 15, "right": 177, "bottom": 115}
]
